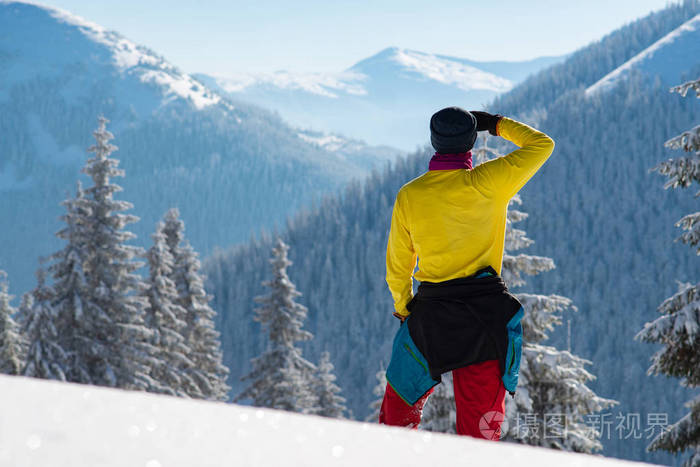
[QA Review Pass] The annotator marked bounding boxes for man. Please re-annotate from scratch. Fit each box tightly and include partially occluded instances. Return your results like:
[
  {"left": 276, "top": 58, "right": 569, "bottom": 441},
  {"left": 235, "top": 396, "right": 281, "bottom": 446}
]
[{"left": 379, "top": 108, "right": 555, "bottom": 439}]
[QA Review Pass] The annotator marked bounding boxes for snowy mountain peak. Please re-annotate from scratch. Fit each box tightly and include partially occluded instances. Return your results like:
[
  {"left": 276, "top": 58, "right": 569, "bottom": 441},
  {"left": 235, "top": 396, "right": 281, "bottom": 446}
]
[
  {"left": 585, "top": 13, "right": 700, "bottom": 96},
  {"left": 1, "top": 1, "right": 222, "bottom": 110},
  {"left": 392, "top": 48, "right": 514, "bottom": 93},
  {"left": 199, "top": 47, "right": 562, "bottom": 149},
  {"left": 203, "top": 70, "right": 367, "bottom": 99},
  {"left": 202, "top": 46, "right": 518, "bottom": 103},
  {"left": 349, "top": 46, "right": 514, "bottom": 93}
]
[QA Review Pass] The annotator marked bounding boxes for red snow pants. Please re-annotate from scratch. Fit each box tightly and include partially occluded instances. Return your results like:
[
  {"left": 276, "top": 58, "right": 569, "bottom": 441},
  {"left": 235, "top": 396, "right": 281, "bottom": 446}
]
[{"left": 378, "top": 359, "right": 506, "bottom": 439}]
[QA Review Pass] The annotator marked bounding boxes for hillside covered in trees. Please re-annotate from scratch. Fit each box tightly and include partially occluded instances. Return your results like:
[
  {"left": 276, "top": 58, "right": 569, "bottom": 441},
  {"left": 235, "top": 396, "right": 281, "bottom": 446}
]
[{"left": 0, "top": 1, "right": 397, "bottom": 295}]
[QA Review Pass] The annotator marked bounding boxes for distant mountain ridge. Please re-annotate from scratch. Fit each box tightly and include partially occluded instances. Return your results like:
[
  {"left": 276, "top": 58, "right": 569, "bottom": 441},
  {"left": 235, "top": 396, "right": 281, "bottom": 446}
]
[
  {"left": 0, "top": 1, "right": 398, "bottom": 295},
  {"left": 1, "top": 0, "right": 222, "bottom": 113},
  {"left": 195, "top": 49, "right": 565, "bottom": 150},
  {"left": 349, "top": 47, "right": 564, "bottom": 88}
]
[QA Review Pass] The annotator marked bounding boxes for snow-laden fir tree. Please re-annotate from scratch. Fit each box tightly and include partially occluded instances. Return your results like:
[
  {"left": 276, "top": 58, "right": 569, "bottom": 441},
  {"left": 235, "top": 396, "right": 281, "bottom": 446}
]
[
  {"left": 161, "top": 208, "right": 230, "bottom": 401},
  {"left": 366, "top": 362, "right": 387, "bottom": 422},
  {"left": 314, "top": 350, "right": 347, "bottom": 418},
  {"left": 57, "top": 116, "right": 155, "bottom": 390},
  {"left": 636, "top": 77, "right": 700, "bottom": 467},
  {"left": 15, "top": 293, "right": 32, "bottom": 351},
  {"left": 22, "top": 268, "right": 67, "bottom": 381},
  {"left": 45, "top": 181, "right": 93, "bottom": 382},
  {"left": 420, "top": 372, "right": 456, "bottom": 433},
  {"left": 0, "top": 271, "right": 25, "bottom": 375},
  {"left": 492, "top": 135, "right": 617, "bottom": 453},
  {"left": 236, "top": 238, "right": 317, "bottom": 413},
  {"left": 419, "top": 135, "right": 617, "bottom": 450},
  {"left": 143, "top": 221, "right": 200, "bottom": 397},
  {"left": 638, "top": 281, "right": 700, "bottom": 466}
]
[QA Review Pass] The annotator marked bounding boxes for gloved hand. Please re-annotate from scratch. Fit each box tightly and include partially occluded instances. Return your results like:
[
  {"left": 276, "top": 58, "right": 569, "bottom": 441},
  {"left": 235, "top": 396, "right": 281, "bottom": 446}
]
[
  {"left": 470, "top": 111, "right": 503, "bottom": 136},
  {"left": 393, "top": 311, "right": 408, "bottom": 323}
]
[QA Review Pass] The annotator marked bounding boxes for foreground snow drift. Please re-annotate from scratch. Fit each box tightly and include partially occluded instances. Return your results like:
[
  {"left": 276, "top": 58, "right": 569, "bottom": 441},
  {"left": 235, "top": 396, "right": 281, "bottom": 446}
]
[{"left": 0, "top": 375, "right": 651, "bottom": 467}]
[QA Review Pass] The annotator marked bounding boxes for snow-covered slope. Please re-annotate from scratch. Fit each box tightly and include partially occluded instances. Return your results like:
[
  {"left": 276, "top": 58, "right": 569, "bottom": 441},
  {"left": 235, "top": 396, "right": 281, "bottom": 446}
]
[
  {"left": 0, "top": 1, "right": 399, "bottom": 296},
  {"left": 0, "top": 0, "right": 223, "bottom": 111},
  {"left": 585, "top": 14, "right": 700, "bottom": 96},
  {"left": 204, "top": 70, "right": 369, "bottom": 99},
  {"left": 0, "top": 375, "right": 651, "bottom": 467},
  {"left": 196, "top": 49, "right": 564, "bottom": 150},
  {"left": 348, "top": 47, "right": 514, "bottom": 93},
  {"left": 296, "top": 128, "right": 399, "bottom": 165}
]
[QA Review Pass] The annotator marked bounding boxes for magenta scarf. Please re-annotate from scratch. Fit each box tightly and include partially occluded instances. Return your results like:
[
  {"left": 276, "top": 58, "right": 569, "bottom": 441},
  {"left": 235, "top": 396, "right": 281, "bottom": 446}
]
[{"left": 428, "top": 151, "right": 473, "bottom": 171}]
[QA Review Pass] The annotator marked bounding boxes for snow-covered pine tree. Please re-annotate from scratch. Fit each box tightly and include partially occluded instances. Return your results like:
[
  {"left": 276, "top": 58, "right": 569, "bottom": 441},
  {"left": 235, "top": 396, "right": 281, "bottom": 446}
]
[
  {"left": 46, "top": 181, "right": 92, "bottom": 382},
  {"left": 651, "top": 78, "right": 700, "bottom": 254},
  {"left": 161, "top": 208, "right": 230, "bottom": 401},
  {"left": 637, "top": 281, "right": 699, "bottom": 466},
  {"left": 22, "top": 268, "right": 67, "bottom": 381},
  {"left": 236, "top": 238, "right": 317, "bottom": 413},
  {"left": 420, "top": 372, "right": 456, "bottom": 433},
  {"left": 15, "top": 293, "right": 32, "bottom": 354},
  {"left": 365, "top": 362, "right": 387, "bottom": 423},
  {"left": 636, "top": 77, "right": 700, "bottom": 467},
  {"left": 0, "top": 271, "right": 25, "bottom": 375},
  {"left": 314, "top": 351, "right": 347, "bottom": 418},
  {"left": 499, "top": 150, "right": 617, "bottom": 452},
  {"left": 61, "top": 116, "right": 154, "bottom": 390},
  {"left": 143, "top": 221, "right": 200, "bottom": 397}
]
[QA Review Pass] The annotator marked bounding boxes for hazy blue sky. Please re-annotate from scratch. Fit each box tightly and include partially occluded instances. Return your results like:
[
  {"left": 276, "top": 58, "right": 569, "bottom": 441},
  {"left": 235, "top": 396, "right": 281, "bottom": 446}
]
[{"left": 44, "top": 0, "right": 674, "bottom": 74}]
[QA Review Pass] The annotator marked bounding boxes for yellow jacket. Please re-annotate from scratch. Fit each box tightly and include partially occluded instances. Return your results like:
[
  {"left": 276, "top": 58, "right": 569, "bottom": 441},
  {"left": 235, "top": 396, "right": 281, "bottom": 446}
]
[{"left": 386, "top": 117, "right": 555, "bottom": 317}]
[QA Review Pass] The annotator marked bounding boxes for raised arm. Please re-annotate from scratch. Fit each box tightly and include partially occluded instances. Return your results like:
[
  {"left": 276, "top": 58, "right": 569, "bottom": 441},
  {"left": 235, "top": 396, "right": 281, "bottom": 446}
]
[
  {"left": 385, "top": 188, "right": 417, "bottom": 319},
  {"left": 472, "top": 116, "right": 555, "bottom": 199}
]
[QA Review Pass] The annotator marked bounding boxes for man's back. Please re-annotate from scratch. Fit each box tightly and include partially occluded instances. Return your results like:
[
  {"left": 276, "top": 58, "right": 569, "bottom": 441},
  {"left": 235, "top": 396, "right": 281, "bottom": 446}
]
[
  {"left": 400, "top": 168, "right": 511, "bottom": 282},
  {"left": 386, "top": 116, "right": 555, "bottom": 318}
]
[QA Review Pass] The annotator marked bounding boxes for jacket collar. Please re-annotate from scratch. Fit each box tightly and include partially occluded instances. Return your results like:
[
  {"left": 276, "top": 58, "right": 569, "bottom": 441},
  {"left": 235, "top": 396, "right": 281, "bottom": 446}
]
[{"left": 428, "top": 151, "right": 473, "bottom": 170}]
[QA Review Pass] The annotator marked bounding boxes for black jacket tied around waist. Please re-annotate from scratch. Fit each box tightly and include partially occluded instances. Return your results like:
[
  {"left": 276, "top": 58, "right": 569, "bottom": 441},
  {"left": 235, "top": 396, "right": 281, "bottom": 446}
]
[{"left": 405, "top": 266, "right": 523, "bottom": 395}]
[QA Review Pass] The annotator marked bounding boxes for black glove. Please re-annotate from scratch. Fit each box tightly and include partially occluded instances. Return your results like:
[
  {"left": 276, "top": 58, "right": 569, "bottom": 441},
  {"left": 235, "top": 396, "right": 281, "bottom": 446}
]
[{"left": 470, "top": 111, "right": 503, "bottom": 136}]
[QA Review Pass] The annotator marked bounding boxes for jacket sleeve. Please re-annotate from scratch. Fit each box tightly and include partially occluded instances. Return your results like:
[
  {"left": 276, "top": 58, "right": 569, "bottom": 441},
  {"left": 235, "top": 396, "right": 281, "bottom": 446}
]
[
  {"left": 385, "top": 188, "right": 417, "bottom": 317},
  {"left": 473, "top": 117, "right": 555, "bottom": 199}
]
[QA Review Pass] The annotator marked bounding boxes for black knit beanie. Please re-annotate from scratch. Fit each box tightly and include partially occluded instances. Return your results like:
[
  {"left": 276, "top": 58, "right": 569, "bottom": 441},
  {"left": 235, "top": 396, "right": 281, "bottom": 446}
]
[{"left": 430, "top": 107, "right": 478, "bottom": 153}]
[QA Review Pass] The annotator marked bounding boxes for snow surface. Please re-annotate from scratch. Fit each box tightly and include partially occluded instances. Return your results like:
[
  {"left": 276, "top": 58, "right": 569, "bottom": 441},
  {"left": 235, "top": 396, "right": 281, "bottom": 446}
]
[
  {"left": 0, "top": 375, "right": 654, "bottom": 467},
  {"left": 585, "top": 14, "right": 700, "bottom": 96}
]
